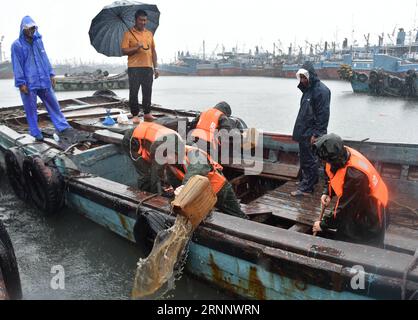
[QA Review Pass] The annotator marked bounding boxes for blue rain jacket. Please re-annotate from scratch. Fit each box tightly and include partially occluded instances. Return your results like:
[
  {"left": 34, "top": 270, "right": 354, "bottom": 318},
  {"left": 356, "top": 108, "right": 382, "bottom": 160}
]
[{"left": 11, "top": 16, "right": 55, "bottom": 90}]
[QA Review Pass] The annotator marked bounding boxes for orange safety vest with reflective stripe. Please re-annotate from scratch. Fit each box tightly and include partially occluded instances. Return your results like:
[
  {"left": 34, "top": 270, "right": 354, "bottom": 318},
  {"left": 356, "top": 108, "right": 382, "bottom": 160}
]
[
  {"left": 169, "top": 146, "right": 226, "bottom": 194},
  {"left": 132, "top": 122, "right": 180, "bottom": 163},
  {"left": 190, "top": 108, "right": 225, "bottom": 148},
  {"left": 325, "top": 147, "right": 389, "bottom": 223}
]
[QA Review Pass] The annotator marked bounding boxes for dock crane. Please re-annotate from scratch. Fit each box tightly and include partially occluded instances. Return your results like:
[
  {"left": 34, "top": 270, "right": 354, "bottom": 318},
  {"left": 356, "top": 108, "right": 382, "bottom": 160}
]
[
  {"left": 364, "top": 33, "right": 370, "bottom": 49},
  {"left": 377, "top": 33, "right": 384, "bottom": 47}
]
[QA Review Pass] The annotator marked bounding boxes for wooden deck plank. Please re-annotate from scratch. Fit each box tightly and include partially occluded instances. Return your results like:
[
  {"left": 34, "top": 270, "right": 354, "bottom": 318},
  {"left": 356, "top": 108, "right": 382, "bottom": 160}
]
[{"left": 224, "top": 161, "right": 300, "bottom": 180}]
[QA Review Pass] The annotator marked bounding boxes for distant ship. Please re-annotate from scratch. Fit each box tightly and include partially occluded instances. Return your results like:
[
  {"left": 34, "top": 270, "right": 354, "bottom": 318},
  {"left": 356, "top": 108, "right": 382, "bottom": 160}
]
[
  {"left": 160, "top": 46, "right": 283, "bottom": 77},
  {"left": 339, "top": 54, "right": 418, "bottom": 99},
  {"left": 55, "top": 70, "right": 129, "bottom": 92},
  {"left": 0, "top": 60, "right": 13, "bottom": 79},
  {"left": 161, "top": 29, "right": 418, "bottom": 80},
  {"left": 0, "top": 36, "right": 13, "bottom": 79}
]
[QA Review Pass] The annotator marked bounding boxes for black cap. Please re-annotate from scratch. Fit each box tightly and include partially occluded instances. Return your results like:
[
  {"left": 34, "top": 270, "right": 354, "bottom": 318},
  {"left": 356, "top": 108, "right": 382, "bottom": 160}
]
[
  {"left": 313, "top": 133, "right": 346, "bottom": 163},
  {"left": 214, "top": 101, "right": 232, "bottom": 117}
]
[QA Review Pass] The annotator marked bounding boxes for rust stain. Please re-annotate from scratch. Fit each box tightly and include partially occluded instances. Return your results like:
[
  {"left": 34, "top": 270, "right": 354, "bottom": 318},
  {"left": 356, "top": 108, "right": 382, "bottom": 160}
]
[
  {"left": 293, "top": 277, "right": 308, "bottom": 291},
  {"left": 208, "top": 254, "right": 267, "bottom": 300},
  {"left": 118, "top": 213, "right": 134, "bottom": 241},
  {"left": 330, "top": 273, "right": 344, "bottom": 292},
  {"left": 248, "top": 266, "right": 266, "bottom": 300},
  {"left": 209, "top": 254, "right": 236, "bottom": 294},
  {"left": 0, "top": 281, "right": 8, "bottom": 300}
]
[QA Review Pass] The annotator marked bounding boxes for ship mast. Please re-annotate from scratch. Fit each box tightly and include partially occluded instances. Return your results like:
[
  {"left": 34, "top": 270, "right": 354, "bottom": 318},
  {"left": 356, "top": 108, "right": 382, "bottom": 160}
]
[
  {"left": 410, "top": 0, "right": 418, "bottom": 55},
  {"left": 0, "top": 35, "right": 4, "bottom": 63}
]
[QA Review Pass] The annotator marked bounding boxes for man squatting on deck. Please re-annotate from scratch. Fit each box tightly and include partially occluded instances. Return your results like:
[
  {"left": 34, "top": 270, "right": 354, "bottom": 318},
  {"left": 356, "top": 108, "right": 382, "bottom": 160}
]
[
  {"left": 11, "top": 16, "right": 71, "bottom": 141},
  {"left": 291, "top": 62, "right": 331, "bottom": 197},
  {"left": 312, "top": 134, "right": 389, "bottom": 247},
  {"left": 122, "top": 122, "right": 247, "bottom": 219},
  {"left": 121, "top": 9, "right": 159, "bottom": 123}
]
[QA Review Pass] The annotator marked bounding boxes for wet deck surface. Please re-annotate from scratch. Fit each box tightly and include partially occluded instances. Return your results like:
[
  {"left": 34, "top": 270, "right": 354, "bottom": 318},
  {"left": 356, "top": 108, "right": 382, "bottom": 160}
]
[{"left": 248, "top": 180, "right": 418, "bottom": 254}]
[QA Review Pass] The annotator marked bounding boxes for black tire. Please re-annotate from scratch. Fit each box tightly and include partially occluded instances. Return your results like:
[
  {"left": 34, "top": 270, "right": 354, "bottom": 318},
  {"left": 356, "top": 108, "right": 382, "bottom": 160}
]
[
  {"left": 0, "top": 221, "right": 22, "bottom": 300},
  {"left": 63, "top": 83, "right": 71, "bottom": 90},
  {"left": 389, "top": 77, "right": 402, "bottom": 89},
  {"left": 93, "top": 89, "right": 117, "bottom": 97},
  {"left": 133, "top": 210, "right": 173, "bottom": 256},
  {"left": 230, "top": 116, "right": 248, "bottom": 130},
  {"left": 118, "top": 80, "right": 126, "bottom": 89},
  {"left": 358, "top": 73, "right": 368, "bottom": 83},
  {"left": 106, "top": 81, "right": 114, "bottom": 89},
  {"left": 22, "top": 156, "right": 65, "bottom": 216},
  {"left": 4, "top": 148, "right": 29, "bottom": 201}
]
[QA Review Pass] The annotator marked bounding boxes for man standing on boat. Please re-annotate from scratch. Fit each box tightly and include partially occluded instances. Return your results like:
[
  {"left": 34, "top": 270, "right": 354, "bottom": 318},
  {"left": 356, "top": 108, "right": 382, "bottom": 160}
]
[
  {"left": 291, "top": 62, "right": 331, "bottom": 196},
  {"left": 312, "top": 133, "right": 389, "bottom": 247},
  {"left": 11, "top": 16, "right": 71, "bottom": 141},
  {"left": 121, "top": 9, "right": 159, "bottom": 123}
]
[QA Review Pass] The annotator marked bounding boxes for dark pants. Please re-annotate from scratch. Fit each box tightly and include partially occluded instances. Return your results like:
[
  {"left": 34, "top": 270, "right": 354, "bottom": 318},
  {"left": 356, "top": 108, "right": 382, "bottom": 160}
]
[
  {"left": 128, "top": 67, "right": 154, "bottom": 116},
  {"left": 298, "top": 139, "right": 319, "bottom": 193},
  {"left": 216, "top": 183, "right": 247, "bottom": 219}
]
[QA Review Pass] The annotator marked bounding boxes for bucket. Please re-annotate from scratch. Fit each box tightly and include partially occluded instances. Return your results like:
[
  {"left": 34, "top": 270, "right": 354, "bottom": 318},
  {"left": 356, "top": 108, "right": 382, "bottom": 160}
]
[{"left": 171, "top": 175, "right": 217, "bottom": 229}]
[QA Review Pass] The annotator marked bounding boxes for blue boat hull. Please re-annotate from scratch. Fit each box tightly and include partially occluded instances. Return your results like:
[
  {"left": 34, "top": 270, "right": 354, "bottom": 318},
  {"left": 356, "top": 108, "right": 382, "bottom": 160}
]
[{"left": 66, "top": 192, "right": 369, "bottom": 300}]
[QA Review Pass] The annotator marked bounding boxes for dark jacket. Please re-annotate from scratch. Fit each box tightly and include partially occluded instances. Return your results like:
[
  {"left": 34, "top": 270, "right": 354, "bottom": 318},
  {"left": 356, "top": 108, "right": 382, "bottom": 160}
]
[
  {"left": 320, "top": 166, "right": 387, "bottom": 247},
  {"left": 122, "top": 129, "right": 180, "bottom": 194},
  {"left": 180, "top": 148, "right": 246, "bottom": 219},
  {"left": 292, "top": 64, "right": 331, "bottom": 142}
]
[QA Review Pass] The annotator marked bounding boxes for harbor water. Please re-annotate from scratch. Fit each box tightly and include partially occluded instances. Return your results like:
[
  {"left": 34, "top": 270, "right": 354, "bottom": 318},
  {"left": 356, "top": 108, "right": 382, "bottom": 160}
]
[{"left": 0, "top": 76, "right": 417, "bottom": 299}]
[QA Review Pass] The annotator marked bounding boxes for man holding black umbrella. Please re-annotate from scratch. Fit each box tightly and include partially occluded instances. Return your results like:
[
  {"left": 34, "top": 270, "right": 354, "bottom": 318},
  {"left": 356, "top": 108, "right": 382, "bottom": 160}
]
[{"left": 122, "top": 9, "right": 159, "bottom": 123}]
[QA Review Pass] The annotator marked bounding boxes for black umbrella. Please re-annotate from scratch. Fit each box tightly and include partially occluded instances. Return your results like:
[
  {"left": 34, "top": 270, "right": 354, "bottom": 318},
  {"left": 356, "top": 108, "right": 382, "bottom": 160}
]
[{"left": 89, "top": 1, "right": 160, "bottom": 57}]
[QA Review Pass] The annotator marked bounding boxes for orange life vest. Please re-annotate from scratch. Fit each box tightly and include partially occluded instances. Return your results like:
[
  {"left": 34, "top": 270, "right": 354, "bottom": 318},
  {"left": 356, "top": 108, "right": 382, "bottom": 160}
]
[
  {"left": 132, "top": 122, "right": 180, "bottom": 162},
  {"left": 325, "top": 146, "right": 389, "bottom": 223},
  {"left": 169, "top": 146, "right": 226, "bottom": 194},
  {"left": 191, "top": 108, "right": 225, "bottom": 148}
]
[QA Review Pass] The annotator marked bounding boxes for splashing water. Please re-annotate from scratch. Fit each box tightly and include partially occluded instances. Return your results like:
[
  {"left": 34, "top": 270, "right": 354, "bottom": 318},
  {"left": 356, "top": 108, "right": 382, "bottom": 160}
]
[{"left": 131, "top": 215, "right": 193, "bottom": 299}]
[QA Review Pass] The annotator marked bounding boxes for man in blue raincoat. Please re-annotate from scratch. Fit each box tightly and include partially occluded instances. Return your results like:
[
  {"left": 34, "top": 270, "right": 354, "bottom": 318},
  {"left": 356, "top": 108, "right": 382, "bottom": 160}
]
[{"left": 11, "top": 16, "right": 71, "bottom": 141}]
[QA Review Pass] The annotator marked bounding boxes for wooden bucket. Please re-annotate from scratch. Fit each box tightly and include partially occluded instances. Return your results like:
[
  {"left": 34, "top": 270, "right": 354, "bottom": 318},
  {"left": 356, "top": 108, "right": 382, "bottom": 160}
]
[{"left": 171, "top": 175, "right": 217, "bottom": 229}]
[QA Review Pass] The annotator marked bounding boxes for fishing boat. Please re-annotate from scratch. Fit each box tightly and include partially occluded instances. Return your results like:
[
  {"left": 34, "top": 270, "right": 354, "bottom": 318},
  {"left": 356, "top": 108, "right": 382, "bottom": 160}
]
[
  {"left": 55, "top": 71, "right": 129, "bottom": 92},
  {"left": 340, "top": 54, "right": 418, "bottom": 98},
  {"left": 0, "top": 91, "right": 417, "bottom": 300}
]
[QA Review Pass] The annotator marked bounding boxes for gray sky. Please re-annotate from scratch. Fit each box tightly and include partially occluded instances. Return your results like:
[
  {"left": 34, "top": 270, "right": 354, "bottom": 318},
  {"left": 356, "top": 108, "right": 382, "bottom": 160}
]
[{"left": 1, "top": 0, "right": 418, "bottom": 64}]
